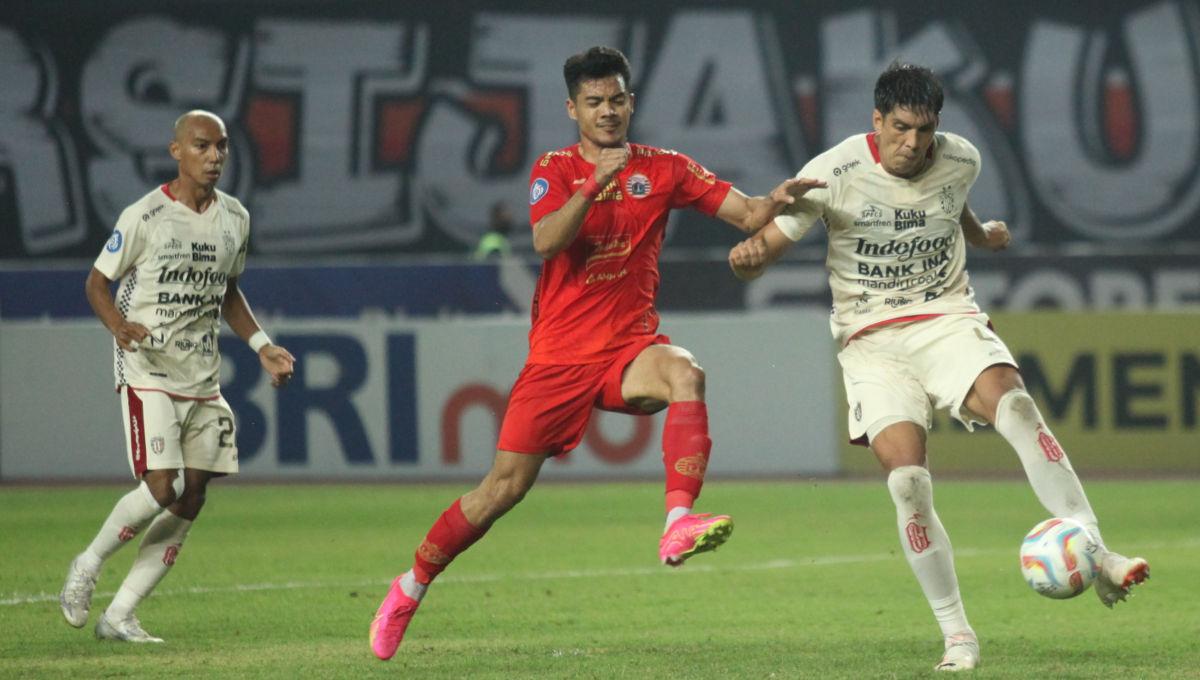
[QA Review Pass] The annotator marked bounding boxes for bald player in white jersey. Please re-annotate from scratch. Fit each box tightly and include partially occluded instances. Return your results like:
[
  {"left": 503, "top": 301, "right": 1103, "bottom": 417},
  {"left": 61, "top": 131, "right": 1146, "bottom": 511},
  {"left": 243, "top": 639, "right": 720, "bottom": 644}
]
[
  {"left": 59, "top": 110, "right": 295, "bottom": 643},
  {"left": 729, "top": 63, "right": 1149, "bottom": 672}
]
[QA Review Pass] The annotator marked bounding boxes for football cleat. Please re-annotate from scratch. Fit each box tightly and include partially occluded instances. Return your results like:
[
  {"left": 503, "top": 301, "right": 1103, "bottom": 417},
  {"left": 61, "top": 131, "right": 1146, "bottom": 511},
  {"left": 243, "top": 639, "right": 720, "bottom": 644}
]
[
  {"left": 370, "top": 576, "right": 421, "bottom": 660},
  {"left": 1095, "top": 552, "right": 1150, "bottom": 608},
  {"left": 59, "top": 555, "right": 98, "bottom": 628},
  {"left": 95, "top": 613, "right": 163, "bottom": 643},
  {"left": 658, "top": 513, "right": 733, "bottom": 567},
  {"left": 935, "top": 630, "right": 979, "bottom": 671}
]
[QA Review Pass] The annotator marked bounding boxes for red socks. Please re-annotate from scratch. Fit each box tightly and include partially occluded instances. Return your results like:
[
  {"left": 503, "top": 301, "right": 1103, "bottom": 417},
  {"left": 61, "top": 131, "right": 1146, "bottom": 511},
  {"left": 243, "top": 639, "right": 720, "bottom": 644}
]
[
  {"left": 662, "top": 401, "right": 711, "bottom": 512},
  {"left": 411, "top": 499, "right": 486, "bottom": 584}
]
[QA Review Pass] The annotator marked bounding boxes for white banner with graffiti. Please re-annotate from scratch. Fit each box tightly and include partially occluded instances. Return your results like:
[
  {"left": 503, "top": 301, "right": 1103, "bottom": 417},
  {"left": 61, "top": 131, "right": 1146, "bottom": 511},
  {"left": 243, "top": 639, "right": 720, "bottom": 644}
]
[{"left": 2, "top": 1, "right": 1198, "bottom": 258}]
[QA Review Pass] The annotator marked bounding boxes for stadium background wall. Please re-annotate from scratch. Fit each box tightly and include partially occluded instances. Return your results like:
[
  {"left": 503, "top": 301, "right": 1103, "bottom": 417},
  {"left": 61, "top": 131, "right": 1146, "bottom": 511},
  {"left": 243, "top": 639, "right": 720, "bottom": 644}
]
[{"left": 1, "top": 0, "right": 1197, "bottom": 480}]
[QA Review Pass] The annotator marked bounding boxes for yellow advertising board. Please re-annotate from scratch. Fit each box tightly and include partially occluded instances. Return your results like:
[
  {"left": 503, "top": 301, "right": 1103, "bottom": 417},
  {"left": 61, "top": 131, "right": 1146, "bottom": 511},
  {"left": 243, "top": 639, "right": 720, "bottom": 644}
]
[{"left": 840, "top": 313, "right": 1200, "bottom": 476}]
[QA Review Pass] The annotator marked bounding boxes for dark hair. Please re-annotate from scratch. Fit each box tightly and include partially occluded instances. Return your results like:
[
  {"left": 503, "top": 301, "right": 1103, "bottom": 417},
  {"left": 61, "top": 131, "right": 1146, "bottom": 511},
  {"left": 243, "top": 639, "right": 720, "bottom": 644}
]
[
  {"left": 563, "top": 46, "right": 631, "bottom": 99},
  {"left": 874, "top": 62, "right": 943, "bottom": 117}
]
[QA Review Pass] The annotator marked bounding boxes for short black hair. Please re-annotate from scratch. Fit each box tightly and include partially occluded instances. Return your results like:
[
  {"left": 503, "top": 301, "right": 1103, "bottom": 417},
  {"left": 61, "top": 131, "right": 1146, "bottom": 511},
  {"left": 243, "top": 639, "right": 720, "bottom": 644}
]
[
  {"left": 874, "top": 62, "right": 943, "bottom": 118},
  {"left": 563, "top": 46, "right": 631, "bottom": 99}
]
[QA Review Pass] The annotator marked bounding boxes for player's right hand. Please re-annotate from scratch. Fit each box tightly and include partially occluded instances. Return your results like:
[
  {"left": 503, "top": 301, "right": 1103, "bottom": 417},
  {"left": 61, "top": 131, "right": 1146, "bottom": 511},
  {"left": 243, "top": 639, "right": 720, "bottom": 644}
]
[
  {"left": 593, "top": 145, "right": 630, "bottom": 185},
  {"left": 728, "top": 235, "right": 770, "bottom": 273},
  {"left": 115, "top": 321, "right": 151, "bottom": 352},
  {"left": 769, "top": 177, "right": 827, "bottom": 206}
]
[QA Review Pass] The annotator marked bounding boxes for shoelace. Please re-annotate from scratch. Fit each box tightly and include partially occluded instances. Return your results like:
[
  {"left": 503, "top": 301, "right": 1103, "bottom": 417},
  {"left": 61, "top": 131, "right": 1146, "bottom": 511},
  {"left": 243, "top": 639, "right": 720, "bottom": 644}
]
[{"left": 64, "top": 571, "right": 96, "bottom": 605}]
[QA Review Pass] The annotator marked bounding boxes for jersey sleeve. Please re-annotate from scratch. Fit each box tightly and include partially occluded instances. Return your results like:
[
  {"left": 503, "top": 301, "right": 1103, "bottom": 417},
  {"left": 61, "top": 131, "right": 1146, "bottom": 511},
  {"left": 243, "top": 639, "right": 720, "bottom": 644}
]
[
  {"left": 669, "top": 152, "right": 733, "bottom": 215},
  {"left": 93, "top": 206, "right": 147, "bottom": 280},
  {"left": 528, "top": 154, "right": 573, "bottom": 228},
  {"left": 773, "top": 158, "right": 829, "bottom": 242},
  {"left": 232, "top": 215, "right": 249, "bottom": 277}
]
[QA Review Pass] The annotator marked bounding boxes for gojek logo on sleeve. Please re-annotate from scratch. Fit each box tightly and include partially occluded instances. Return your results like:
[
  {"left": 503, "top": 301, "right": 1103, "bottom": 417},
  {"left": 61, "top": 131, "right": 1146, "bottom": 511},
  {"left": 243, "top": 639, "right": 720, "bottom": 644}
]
[{"left": 105, "top": 230, "right": 123, "bottom": 252}]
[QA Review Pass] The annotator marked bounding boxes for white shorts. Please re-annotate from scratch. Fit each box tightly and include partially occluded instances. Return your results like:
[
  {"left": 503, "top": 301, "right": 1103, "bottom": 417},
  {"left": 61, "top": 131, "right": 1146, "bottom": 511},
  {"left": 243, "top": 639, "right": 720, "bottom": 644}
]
[
  {"left": 119, "top": 386, "right": 239, "bottom": 478},
  {"left": 838, "top": 314, "right": 1017, "bottom": 444}
]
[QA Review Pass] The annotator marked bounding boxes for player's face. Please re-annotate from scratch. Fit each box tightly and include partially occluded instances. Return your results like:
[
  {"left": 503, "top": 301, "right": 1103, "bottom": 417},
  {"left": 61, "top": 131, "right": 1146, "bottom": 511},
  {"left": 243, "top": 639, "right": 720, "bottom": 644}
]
[
  {"left": 873, "top": 106, "right": 938, "bottom": 178},
  {"left": 567, "top": 75, "right": 634, "bottom": 149},
  {"left": 170, "top": 116, "right": 229, "bottom": 189}
]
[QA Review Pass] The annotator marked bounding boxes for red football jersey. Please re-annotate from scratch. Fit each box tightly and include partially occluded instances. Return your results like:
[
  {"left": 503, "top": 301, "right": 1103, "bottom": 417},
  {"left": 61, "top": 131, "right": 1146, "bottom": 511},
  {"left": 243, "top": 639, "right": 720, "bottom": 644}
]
[{"left": 526, "top": 143, "right": 732, "bottom": 364}]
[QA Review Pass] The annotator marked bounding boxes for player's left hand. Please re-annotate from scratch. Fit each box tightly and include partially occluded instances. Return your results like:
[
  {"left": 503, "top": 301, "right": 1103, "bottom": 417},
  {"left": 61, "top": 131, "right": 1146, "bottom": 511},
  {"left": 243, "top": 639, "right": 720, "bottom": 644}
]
[
  {"left": 769, "top": 177, "right": 827, "bottom": 207},
  {"left": 259, "top": 345, "right": 296, "bottom": 388},
  {"left": 980, "top": 220, "right": 1011, "bottom": 251}
]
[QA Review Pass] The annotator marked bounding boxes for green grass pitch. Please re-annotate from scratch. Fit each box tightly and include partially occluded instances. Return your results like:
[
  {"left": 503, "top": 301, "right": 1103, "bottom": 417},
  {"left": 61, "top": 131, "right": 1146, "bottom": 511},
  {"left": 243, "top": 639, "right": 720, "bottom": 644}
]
[{"left": 2, "top": 479, "right": 1197, "bottom": 678}]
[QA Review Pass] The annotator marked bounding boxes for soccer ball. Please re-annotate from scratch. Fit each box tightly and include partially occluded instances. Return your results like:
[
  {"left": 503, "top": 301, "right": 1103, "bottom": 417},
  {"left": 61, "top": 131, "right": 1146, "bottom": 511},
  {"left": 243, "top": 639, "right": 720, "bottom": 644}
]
[{"left": 1019, "top": 518, "right": 1101, "bottom": 599}]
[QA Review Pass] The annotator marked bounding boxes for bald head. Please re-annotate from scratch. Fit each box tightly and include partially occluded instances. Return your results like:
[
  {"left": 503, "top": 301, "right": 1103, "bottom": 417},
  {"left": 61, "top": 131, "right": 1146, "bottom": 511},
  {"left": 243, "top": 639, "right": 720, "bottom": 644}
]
[{"left": 173, "top": 110, "right": 226, "bottom": 142}]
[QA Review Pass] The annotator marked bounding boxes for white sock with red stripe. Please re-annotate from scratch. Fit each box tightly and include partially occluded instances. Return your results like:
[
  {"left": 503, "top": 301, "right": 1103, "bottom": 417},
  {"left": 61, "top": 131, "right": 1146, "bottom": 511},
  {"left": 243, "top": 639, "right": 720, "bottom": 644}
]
[
  {"left": 79, "top": 482, "right": 164, "bottom": 574},
  {"left": 887, "top": 466, "right": 971, "bottom": 638},
  {"left": 106, "top": 511, "right": 191, "bottom": 620},
  {"left": 994, "top": 390, "right": 1103, "bottom": 547}
]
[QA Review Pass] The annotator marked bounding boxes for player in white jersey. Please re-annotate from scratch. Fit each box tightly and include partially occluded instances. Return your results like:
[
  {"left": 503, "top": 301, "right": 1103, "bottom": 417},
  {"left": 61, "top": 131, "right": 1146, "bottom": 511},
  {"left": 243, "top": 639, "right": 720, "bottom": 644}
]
[
  {"left": 59, "top": 110, "right": 295, "bottom": 643},
  {"left": 729, "top": 63, "right": 1149, "bottom": 672}
]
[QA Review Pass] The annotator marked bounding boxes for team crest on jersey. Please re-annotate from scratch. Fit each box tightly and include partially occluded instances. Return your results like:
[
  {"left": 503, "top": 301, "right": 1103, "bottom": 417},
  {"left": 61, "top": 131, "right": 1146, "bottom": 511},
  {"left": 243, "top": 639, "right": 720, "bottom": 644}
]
[
  {"left": 939, "top": 184, "right": 956, "bottom": 214},
  {"left": 105, "top": 230, "right": 123, "bottom": 252},
  {"left": 150, "top": 436, "right": 165, "bottom": 455},
  {"left": 530, "top": 178, "right": 549, "bottom": 205},
  {"left": 625, "top": 174, "right": 651, "bottom": 198}
]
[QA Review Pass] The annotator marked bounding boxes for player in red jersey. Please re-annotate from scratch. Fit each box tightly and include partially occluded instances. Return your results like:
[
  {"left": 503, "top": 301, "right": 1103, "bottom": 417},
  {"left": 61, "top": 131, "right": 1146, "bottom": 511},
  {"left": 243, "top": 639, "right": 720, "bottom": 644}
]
[{"left": 369, "top": 46, "right": 823, "bottom": 660}]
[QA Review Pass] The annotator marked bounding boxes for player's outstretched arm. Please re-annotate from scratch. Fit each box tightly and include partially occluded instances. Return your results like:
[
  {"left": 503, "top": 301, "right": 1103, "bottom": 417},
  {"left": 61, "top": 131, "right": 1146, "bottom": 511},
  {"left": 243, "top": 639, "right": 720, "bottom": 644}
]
[
  {"left": 715, "top": 177, "right": 828, "bottom": 233},
  {"left": 960, "top": 203, "right": 1010, "bottom": 251},
  {"left": 221, "top": 277, "right": 295, "bottom": 388},
  {"left": 532, "top": 145, "right": 630, "bottom": 259},
  {"left": 728, "top": 222, "right": 794, "bottom": 282},
  {"left": 85, "top": 267, "right": 149, "bottom": 351}
]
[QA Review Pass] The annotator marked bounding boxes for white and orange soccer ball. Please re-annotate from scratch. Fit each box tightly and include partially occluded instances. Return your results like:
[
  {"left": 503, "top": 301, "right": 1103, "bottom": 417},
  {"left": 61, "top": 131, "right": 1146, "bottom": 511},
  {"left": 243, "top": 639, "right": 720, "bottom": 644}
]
[{"left": 1019, "top": 518, "right": 1101, "bottom": 599}]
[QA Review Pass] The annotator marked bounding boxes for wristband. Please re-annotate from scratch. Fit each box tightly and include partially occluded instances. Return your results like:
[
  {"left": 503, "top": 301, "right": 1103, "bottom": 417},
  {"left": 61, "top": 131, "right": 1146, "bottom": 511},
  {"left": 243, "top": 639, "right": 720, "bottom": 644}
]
[
  {"left": 248, "top": 330, "right": 272, "bottom": 353},
  {"left": 580, "top": 175, "right": 603, "bottom": 201}
]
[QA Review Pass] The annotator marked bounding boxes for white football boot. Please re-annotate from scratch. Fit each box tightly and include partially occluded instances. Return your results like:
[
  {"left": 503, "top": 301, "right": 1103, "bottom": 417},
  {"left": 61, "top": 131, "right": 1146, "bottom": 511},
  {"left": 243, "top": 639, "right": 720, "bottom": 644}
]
[
  {"left": 1095, "top": 552, "right": 1150, "bottom": 608},
  {"left": 96, "top": 613, "right": 164, "bottom": 643},
  {"left": 935, "top": 631, "right": 979, "bottom": 672},
  {"left": 59, "top": 555, "right": 98, "bottom": 628}
]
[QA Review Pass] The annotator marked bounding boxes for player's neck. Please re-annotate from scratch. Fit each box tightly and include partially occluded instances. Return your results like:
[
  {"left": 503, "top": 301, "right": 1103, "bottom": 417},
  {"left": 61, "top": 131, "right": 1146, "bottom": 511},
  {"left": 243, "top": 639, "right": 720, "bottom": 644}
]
[
  {"left": 168, "top": 178, "right": 218, "bottom": 214},
  {"left": 576, "top": 138, "right": 628, "bottom": 164}
]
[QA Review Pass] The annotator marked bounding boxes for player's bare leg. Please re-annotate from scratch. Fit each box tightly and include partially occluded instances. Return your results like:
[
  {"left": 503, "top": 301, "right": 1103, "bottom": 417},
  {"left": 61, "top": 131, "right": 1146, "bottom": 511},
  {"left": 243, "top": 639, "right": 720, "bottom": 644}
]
[
  {"left": 872, "top": 421, "right": 978, "bottom": 671},
  {"left": 60, "top": 471, "right": 180, "bottom": 628},
  {"left": 965, "top": 365, "right": 1149, "bottom": 607},
  {"left": 371, "top": 451, "right": 546, "bottom": 660},
  {"left": 621, "top": 344, "right": 733, "bottom": 566},
  {"left": 97, "top": 468, "right": 213, "bottom": 643}
]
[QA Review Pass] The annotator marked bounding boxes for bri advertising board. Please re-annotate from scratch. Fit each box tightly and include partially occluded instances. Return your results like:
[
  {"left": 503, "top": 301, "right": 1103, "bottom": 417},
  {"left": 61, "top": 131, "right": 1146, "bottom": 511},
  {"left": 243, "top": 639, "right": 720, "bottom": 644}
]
[{"left": 0, "top": 312, "right": 837, "bottom": 481}]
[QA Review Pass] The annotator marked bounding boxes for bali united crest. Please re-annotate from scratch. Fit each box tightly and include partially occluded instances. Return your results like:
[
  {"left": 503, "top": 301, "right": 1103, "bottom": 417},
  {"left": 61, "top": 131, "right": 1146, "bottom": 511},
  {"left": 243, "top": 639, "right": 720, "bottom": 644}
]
[{"left": 150, "top": 436, "right": 165, "bottom": 455}]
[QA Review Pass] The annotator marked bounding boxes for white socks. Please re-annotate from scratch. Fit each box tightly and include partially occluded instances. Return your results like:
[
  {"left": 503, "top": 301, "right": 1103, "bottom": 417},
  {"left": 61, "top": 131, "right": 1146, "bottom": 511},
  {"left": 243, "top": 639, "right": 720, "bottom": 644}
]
[
  {"left": 81, "top": 482, "right": 164, "bottom": 573},
  {"left": 887, "top": 466, "right": 971, "bottom": 638},
  {"left": 398, "top": 570, "right": 428, "bottom": 601},
  {"left": 664, "top": 506, "right": 691, "bottom": 531},
  {"left": 993, "top": 389, "right": 1103, "bottom": 547},
  {"left": 106, "top": 511, "right": 192, "bottom": 620}
]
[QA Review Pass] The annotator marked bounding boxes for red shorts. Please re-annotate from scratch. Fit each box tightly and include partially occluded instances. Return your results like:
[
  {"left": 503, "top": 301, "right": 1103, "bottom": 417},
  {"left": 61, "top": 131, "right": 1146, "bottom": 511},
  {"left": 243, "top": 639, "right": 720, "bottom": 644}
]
[{"left": 497, "top": 334, "right": 669, "bottom": 456}]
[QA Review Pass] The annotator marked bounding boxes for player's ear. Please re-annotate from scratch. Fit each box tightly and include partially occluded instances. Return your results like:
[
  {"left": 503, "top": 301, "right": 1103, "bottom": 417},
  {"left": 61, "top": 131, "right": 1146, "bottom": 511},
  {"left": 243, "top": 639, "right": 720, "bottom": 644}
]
[
  {"left": 566, "top": 97, "right": 577, "bottom": 122},
  {"left": 169, "top": 140, "right": 182, "bottom": 161},
  {"left": 628, "top": 92, "right": 635, "bottom": 114},
  {"left": 872, "top": 109, "right": 883, "bottom": 134}
]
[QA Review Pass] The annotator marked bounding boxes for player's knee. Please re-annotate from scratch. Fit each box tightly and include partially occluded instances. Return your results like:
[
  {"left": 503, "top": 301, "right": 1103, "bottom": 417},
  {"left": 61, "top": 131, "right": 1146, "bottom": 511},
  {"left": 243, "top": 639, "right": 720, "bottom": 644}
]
[
  {"left": 886, "top": 465, "right": 932, "bottom": 508},
  {"left": 143, "top": 473, "right": 179, "bottom": 507},
  {"left": 176, "top": 486, "right": 207, "bottom": 518},
  {"left": 666, "top": 359, "right": 705, "bottom": 399},
  {"left": 995, "top": 388, "right": 1040, "bottom": 429}
]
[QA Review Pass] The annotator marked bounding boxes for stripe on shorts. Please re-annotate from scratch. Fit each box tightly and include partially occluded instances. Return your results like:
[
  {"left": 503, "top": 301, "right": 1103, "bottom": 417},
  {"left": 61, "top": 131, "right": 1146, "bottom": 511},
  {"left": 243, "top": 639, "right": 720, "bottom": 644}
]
[{"left": 127, "top": 388, "right": 148, "bottom": 476}]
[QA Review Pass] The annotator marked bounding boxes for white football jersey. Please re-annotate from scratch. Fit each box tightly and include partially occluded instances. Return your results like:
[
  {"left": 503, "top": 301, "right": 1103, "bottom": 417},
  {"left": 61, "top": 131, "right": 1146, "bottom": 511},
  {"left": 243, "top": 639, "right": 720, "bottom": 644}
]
[
  {"left": 774, "top": 132, "right": 983, "bottom": 345},
  {"left": 93, "top": 185, "right": 250, "bottom": 397}
]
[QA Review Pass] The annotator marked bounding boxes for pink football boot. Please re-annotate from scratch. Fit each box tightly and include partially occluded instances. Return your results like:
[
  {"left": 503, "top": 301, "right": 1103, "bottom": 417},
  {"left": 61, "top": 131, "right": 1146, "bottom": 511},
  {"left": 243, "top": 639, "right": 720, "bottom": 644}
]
[
  {"left": 369, "top": 576, "right": 421, "bottom": 660},
  {"left": 659, "top": 513, "right": 734, "bottom": 567}
]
